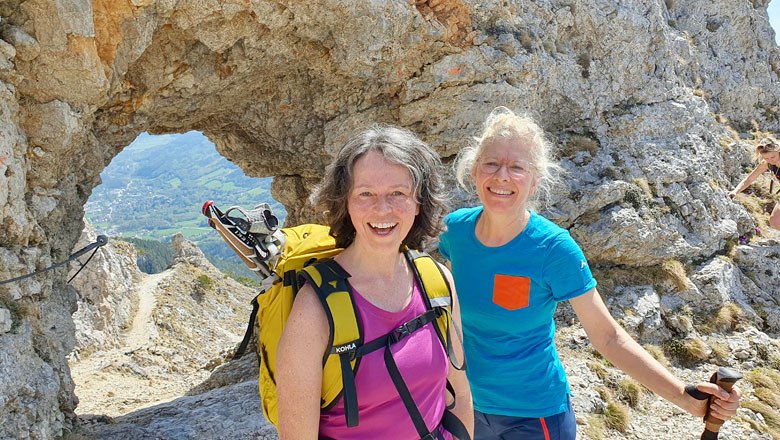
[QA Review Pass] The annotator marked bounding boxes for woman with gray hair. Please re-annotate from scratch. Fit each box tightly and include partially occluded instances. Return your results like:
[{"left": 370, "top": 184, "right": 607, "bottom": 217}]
[
  {"left": 277, "top": 125, "right": 473, "bottom": 439},
  {"left": 439, "top": 107, "right": 741, "bottom": 439}
]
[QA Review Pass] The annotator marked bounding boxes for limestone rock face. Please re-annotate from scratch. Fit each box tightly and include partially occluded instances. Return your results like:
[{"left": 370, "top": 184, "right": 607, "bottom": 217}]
[
  {"left": 79, "top": 380, "right": 275, "bottom": 440},
  {"left": 68, "top": 223, "right": 140, "bottom": 356},
  {"left": 171, "top": 232, "right": 211, "bottom": 268},
  {"left": 0, "top": 0, "right": 779, "bottom": 438},
  {"left": 732, "top": 241, "right": 780, "bottom": 331}
]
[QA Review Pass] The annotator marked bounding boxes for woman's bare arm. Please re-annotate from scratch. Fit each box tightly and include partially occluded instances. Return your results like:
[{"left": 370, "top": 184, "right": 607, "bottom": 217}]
[
  {"left": 570, "top": 289, "right": 741, "bottom": 419},
  {"left": 276, "top": 285, "right": 330, "bottom": 439},
  {"left": 442, "top": 261, "right": 473, "bottom": 439},
  {"left": 730, "top": 162, "right": 769, "bottom": 197}
]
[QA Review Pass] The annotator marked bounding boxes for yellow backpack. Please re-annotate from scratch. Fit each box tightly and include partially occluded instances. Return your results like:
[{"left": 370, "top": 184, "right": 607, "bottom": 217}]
[{"left": 202, "top": 202, "right": 468, "bottom": 439}]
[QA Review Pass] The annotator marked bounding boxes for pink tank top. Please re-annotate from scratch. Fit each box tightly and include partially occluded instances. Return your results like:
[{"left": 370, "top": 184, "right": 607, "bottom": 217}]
[{"left": 318, "top": 279, "right": 452, "bottom": 440}]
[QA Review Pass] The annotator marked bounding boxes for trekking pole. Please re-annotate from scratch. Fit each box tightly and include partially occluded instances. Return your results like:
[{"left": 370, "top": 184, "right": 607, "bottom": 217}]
[
  {"left": 700, "top": 367, "right": 742, "bottom": 440},
  {"left": 0, "top": 235, "right": 109, "bottom": 286}
]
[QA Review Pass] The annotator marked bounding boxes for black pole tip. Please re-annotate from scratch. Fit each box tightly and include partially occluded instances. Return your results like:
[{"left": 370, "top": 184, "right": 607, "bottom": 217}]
[
  {"left": 717, "top": 366, "right": 743, "bottom": 383},
  {"left": 701, "top": 429, "right": 719, "bottom": 440}
]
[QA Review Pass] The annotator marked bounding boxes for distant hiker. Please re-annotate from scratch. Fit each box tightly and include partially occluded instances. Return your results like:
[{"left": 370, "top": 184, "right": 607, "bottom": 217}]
[
  {"left": 276, "top": 125, "right": 473, "bottom": 439},
  {"left": 729, "top": 136, "right": 780, "bottom": 230},
  {"left": 439, "top": 107, "right": 741, "bottom": 440}
]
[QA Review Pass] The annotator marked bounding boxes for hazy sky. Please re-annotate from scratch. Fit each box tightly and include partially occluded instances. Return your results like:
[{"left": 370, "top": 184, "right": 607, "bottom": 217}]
[{"left": 770, "top": 1, "right": 780, "bottom": 44}]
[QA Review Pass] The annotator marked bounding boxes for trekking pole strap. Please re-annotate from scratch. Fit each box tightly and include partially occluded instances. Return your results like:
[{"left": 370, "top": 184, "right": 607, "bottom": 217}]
[
  {"left": 0, "top": 235, "right": 109, "bottom": 286},
  {"left": 685, "top": 385, "right": 709, "bottom": 401}
]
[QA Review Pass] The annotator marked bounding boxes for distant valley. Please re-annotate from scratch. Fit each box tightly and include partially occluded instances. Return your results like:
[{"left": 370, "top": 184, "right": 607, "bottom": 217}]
[{"left": 86, "top": 131, "right": 286, "bottom": 281}]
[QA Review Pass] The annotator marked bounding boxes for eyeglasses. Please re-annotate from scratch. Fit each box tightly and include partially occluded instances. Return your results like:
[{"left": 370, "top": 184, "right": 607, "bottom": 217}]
[
  {"left": 477, "top": 159, "right": 535, "bottom": 178},
  {"left": 757, "top": 139, "right": 778, "bottom": 152}
]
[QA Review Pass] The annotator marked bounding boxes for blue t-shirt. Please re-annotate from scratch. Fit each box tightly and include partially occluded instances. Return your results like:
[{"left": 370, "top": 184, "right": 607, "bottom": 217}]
[{"left": 439, "top": 206, "right": 597, "bottom": 418}]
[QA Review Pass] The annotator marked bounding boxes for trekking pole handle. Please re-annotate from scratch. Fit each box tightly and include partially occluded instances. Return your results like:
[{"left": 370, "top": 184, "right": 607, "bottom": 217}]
[{"left": 701, "top": 367, "right": 742, "bottom": 440}]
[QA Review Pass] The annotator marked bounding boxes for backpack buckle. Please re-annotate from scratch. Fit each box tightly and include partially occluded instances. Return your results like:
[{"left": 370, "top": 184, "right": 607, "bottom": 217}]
[
  {"left": 389, "top": 315, "right": 426, "bottom": 344},
  {"left": 390, "top": 323, "right": 412, "bottom": 344}
]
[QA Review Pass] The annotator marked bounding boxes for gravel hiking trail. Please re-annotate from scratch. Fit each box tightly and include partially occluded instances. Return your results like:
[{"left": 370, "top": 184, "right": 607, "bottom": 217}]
[{"left": 69, "top": 270, "right": 191, "bottom": 417}]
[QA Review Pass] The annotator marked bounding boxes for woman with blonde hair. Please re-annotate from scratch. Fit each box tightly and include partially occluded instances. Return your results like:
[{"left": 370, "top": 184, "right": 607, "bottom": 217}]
[
  {"left": 729, "top": 137, "right": 780, "bottom": 230},
  {"left": 439, "top": 107, "right": 741, "bottom": 439}
]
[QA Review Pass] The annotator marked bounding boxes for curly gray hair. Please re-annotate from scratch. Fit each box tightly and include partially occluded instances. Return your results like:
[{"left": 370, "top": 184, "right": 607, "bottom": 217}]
[{"left": 312, "top": 124, "right": 449, "bottom": 250}]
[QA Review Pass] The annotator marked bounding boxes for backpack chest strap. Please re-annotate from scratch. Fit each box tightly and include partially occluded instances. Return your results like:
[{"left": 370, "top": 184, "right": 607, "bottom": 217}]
[
  {"left": 332, "top": 305, "right": 449, "bottom": 440},
  {"left": 349, "top": 308, "right": 441, "bottom": 358}
]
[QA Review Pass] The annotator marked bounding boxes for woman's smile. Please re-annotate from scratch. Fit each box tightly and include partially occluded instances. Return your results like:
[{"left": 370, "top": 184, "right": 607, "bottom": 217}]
[{"left": 348, "top": 150, "right": 419, "bottom": 250}]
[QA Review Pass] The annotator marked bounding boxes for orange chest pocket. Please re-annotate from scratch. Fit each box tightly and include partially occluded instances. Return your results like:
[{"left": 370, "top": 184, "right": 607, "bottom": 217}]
[{"left": 492, "top": 274, "right": 531, "bottom": 311}]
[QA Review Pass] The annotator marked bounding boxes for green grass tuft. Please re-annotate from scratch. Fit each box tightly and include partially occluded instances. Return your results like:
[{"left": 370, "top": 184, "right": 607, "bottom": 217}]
[{"left": 603, "top": 401, "right": 630, "bottom": 433}]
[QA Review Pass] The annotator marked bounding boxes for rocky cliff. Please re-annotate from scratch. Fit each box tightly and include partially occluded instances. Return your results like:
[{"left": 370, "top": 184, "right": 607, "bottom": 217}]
[
  {"left": 68, "top": 223, "right": 141, "bottom": 357},
  {"left": 1, "top": 0, "right": 779, "bottom": 438},
  {"left": 69, "top": 231, "right": 266, "bottom": 440}
]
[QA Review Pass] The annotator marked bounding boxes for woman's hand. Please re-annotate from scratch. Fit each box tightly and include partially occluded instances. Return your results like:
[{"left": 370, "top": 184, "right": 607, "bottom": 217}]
[
  {"left": 685, "top": 382, "right": 742, "bottom": 420},
  {"left": 730, "top": 162, "right": 769, "bottom": 199},
  {"left": 572, "top": 290, "right": 743, "bottom": 424}
]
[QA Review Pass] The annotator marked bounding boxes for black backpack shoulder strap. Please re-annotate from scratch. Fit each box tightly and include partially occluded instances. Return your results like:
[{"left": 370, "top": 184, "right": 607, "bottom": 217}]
[
  {"left": 297, "top": 259, "right": 363, "bottom": 428},
  {"left": 357, "top": 250, "right": 466, "bottom": 440},
  {"left": 232, "top": 293, "right": 261, "bottom": 360}
]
